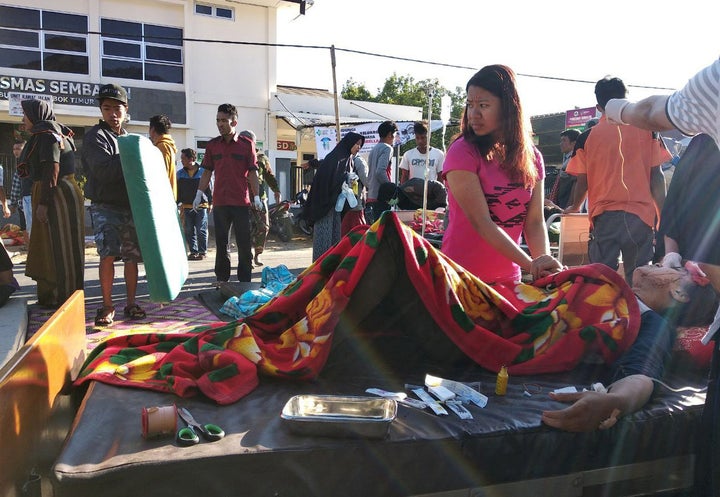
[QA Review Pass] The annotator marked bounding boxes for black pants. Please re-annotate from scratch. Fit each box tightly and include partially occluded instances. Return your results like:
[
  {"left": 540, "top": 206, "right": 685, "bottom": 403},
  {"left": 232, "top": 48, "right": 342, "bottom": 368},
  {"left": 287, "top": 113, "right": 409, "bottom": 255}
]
[{"left": 213, "top": 205, "right": 253, "bottom": 282}]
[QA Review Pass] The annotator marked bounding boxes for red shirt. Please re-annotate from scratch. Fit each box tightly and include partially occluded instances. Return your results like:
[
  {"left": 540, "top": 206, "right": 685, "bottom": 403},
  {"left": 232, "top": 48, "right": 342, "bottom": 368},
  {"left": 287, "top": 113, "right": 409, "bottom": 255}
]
[{"left": 201, "top": 133, "right": 257, "bottom": 207}]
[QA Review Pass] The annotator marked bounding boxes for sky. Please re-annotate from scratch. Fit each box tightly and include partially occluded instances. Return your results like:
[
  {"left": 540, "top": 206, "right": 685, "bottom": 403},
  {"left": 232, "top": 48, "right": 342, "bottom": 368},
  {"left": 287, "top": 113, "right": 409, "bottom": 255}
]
[{"left": 276, "top": 0, "right": 719, "bottom": 118}]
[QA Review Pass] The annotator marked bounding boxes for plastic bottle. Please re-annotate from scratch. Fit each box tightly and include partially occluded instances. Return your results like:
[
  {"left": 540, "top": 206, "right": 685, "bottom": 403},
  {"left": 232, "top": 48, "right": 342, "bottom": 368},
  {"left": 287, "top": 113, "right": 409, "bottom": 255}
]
[{"left": 495, "top": 365, "right": 508, "bottom": 396}]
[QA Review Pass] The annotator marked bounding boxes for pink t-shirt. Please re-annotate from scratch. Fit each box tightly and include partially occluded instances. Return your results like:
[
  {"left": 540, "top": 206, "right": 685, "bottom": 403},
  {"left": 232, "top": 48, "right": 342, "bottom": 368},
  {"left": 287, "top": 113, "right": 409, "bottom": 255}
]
[{"left": 441, "top": 137, "right": 544, "bottom": 284}]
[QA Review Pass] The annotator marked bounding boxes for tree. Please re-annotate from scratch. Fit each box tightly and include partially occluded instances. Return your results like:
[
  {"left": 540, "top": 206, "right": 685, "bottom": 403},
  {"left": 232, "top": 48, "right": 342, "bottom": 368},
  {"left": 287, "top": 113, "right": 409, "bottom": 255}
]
[
  {"left": 341, "top": 73, "right": 466, "bottom": 153},
  {"left": 341, "top": 78, "right": 374, "bottom": 102},
  {"left": 342, "top": 73, "right": 464, "bottom": 120}
]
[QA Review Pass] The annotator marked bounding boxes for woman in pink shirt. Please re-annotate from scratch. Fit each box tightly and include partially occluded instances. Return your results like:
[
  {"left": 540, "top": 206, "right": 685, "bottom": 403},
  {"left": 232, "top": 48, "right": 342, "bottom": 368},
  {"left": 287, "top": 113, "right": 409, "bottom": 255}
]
[{"left": 442, "top": 65, "right": 563, "bottom": 285}]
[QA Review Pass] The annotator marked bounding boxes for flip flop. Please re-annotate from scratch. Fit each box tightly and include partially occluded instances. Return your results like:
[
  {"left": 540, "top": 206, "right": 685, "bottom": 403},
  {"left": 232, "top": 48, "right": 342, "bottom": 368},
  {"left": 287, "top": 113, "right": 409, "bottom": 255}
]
[
  {"left": 123, "top": 303, "right": 147, "bottom": 320},
  {"left": 95, "top": 306, "right": 115, "bottom": 326}
]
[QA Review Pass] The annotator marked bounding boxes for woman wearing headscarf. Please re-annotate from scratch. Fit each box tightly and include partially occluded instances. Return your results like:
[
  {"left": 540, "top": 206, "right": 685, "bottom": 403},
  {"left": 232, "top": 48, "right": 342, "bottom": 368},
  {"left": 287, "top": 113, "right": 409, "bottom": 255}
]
[
  {"left": 303, "top": 131, "right": 365, "bottom": 261},
  {"left": 18, "top": 99, "right": 84, "bottom": 307}
]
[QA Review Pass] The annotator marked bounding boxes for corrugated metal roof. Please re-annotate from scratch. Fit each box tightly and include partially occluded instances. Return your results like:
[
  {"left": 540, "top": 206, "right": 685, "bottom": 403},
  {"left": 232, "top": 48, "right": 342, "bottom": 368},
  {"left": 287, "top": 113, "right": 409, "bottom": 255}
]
[{"left": 277, "top": 85, "right": 333, "bottom": 98}]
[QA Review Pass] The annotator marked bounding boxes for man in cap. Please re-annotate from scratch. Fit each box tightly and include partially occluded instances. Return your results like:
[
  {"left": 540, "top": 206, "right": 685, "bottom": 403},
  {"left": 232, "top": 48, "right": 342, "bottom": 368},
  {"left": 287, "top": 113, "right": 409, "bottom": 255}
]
[{"left": 82, "top": 83, "right": 146, "bottom": 326}]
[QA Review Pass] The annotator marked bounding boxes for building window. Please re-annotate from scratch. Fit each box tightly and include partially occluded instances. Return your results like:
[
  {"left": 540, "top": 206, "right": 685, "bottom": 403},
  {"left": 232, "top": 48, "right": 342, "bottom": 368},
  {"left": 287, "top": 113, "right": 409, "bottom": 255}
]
[
  {"left": 101, "top": 18, "right": 183, "bottom": 84},
  {"left": 0, "top": 6, "right": 88, "bottom": 75},
  {"left": 195, "top": 3, "right": 234, "bottom": 20}
]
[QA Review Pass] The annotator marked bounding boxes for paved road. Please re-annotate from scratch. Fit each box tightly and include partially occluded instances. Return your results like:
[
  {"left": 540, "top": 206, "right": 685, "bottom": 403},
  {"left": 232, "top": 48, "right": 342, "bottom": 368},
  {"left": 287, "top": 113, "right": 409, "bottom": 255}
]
[{"left": 9, "top": 229, "right": 313, "bottom": 310}]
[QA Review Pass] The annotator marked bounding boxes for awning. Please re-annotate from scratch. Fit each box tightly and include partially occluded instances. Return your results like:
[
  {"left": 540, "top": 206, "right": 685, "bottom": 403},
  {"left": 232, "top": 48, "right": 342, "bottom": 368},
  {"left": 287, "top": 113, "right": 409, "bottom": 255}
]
[{"left": 271, "top": 92, "right": 422, "bottom": 130}]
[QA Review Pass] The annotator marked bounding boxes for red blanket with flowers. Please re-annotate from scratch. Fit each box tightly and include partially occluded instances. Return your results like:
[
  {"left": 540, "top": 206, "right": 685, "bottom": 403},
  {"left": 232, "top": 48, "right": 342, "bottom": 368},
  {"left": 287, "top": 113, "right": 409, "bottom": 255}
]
[{"left": 74, "top": 212, "right": 640, "bottom": 404}]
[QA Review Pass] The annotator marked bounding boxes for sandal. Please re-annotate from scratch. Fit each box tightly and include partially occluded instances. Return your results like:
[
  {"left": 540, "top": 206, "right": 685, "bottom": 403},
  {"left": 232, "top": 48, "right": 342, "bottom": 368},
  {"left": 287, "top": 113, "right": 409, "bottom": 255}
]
[
  {"left": 123, "top": 303, "right": 146, "bottom": 320},
  {"left": 95, "top": 306, "right": 115, "bottom": 326}
]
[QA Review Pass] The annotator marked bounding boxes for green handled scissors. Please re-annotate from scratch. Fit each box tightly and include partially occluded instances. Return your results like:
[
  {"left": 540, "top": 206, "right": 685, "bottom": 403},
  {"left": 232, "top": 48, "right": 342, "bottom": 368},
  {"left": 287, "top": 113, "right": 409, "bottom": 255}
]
[{"left": 176, "top": 407, "right": 225, "bottom": 446}]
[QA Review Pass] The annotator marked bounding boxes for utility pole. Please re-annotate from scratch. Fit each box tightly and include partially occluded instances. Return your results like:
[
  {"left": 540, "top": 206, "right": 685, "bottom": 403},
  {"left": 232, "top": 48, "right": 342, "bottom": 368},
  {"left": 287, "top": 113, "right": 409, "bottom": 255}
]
[{"left": 330, "top": 45, "right": 342, "bottom": 143}]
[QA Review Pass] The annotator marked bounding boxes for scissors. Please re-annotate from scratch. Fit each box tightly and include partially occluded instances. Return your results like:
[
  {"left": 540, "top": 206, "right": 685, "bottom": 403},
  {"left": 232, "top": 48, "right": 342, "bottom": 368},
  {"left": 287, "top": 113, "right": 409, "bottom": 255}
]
[{"left": 176, "top": 407, "right": 225, "bottom": 446}]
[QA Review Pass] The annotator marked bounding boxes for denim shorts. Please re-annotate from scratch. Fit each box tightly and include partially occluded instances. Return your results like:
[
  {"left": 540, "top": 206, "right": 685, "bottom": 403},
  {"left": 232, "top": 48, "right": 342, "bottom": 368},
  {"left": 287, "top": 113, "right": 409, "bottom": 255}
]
[{"left": 90, "top": 204, "right": 143, "bottom": 262}]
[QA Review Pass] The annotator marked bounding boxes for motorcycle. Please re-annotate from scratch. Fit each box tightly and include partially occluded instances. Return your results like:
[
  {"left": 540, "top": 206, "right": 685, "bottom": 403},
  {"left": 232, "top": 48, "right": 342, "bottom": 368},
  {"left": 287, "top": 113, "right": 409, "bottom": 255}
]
[
  {"left": 289, "top": 189, "right": 313, "bottom": 236},
  {"left": 262, "top": 200, "right": 293, "bottom": 243}
]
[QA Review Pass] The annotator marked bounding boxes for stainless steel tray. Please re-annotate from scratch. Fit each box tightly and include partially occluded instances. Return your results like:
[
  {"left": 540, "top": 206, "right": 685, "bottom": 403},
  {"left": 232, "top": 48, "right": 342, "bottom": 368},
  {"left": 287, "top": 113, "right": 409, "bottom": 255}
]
[{"left": 280, "top": 395, "right": 397, "bottom": 439}]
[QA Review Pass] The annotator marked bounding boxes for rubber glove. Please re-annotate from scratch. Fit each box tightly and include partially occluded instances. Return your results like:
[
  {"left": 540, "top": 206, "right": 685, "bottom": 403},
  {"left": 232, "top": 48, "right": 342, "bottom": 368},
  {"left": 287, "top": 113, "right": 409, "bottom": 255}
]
[
  {"left": 192, "top": 190, "right": 204, "bottom": 211},
  {"left": 253, "top": 195, "right": 263, "bottom": 211},
  {"left": 661, "top": 251, "right": 682, "bottom": 269},
  {"left": 605, "top": 98, "right": 630, "bottom": 125}
]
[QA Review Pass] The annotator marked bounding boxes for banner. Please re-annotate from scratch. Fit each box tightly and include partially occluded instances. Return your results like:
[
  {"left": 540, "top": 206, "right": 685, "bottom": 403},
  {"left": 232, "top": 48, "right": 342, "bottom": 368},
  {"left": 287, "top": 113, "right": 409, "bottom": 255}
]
[
  {"left": 565, "top": 107, "right": 599, "bottom": 129},
  {"left": 314, "top": 120, "right": 445, "bottom": 159},
  {"left": 8, "top": 92, "right": 54, "bottom": 116}
]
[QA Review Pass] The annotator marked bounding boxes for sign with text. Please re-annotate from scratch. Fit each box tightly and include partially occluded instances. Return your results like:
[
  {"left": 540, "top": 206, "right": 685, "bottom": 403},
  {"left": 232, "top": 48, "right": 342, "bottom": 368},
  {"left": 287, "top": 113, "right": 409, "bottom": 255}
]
[
  {"left": 314, "top": 120, "right": 444, "bottom": 159},
  {"left": 0, "top": 75, "right": 114, "bottom": 107},
  {"left": 277, "top": 140, "right": 296, "bottom": 151},
  {"left": 565, "top": 107, "right": 599, "bottom": 129},
  {"left": 8, "top": 92, "right": 54, "bottom": 116}
]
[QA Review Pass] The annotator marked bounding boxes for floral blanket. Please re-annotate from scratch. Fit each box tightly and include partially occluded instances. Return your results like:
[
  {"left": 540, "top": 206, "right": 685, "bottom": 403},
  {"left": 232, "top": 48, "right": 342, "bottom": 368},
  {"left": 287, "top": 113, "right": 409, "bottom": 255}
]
[{"left": 75, "top": 212, "right": 640, "bottom": 404}]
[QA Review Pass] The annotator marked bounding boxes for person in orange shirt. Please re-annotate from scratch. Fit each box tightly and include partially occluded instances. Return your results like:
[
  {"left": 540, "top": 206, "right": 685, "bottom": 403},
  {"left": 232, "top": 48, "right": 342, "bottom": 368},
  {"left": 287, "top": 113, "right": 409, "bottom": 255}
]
[
  {"left": 149, "top": 114, "right": 178, "bottom": 200},
  {"left": 565, "top": 76, "right": 671, "bottom": 284}
]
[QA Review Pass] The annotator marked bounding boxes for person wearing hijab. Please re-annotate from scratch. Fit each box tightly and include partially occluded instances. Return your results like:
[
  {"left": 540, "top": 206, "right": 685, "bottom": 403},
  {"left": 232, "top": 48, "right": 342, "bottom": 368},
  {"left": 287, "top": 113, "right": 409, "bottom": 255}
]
[
  {"left": 18, "top": 99, "right": 84, "bottom": 307},
  {"left": 303, "top": 131, "right": 365, "bottom": 261}
]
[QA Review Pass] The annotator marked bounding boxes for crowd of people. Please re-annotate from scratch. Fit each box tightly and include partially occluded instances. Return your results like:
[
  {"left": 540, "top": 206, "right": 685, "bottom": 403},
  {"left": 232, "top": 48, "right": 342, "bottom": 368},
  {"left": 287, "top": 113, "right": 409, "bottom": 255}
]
[
  {"left": 1, "top": 58, "right": 719, "bottom": 460},
  {"left": 298, "top": 58, "right": 720, "bottom": 444},
  {"left": 1, "top": 84, "right": 276, "bottom": 327}
]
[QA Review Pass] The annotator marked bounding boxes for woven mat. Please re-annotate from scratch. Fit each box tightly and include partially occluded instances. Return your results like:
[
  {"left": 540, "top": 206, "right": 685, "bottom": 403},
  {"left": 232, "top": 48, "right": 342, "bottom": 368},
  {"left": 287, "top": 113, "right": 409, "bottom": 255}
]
[{"left": 26, "top": 296, "right": 222, "bottom": 351}]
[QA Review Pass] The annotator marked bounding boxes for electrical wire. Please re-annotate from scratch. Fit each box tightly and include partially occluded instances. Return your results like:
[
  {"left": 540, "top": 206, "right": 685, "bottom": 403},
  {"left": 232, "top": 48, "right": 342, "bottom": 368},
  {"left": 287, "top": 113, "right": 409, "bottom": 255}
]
[
  {"left": 272, "top": 94, "right": 311, "bottom": 127},
  {"left": 83, "top": 30, "right": 678, "bottom": 92}
]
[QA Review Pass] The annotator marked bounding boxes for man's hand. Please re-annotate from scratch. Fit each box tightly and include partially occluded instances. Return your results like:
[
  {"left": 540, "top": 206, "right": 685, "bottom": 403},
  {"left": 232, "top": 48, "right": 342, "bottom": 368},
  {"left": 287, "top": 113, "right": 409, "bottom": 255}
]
[
  {"left": 253, "top": 195, "right": 263, "bottom": 211},
  {"left": 192, "top": 190, "right": 203, "bottom": 211},
  {"left": 1, "top": 201, "right": 10, "bottom": 219},
  {"left": 544, "top": 199, "right": 562, "bottom": 210},
  {"left": 605, "top": 98, "right": 630, "bottom": 125},
  {"left": 542, "top": 390, "right": 622, "bottom": 432}
]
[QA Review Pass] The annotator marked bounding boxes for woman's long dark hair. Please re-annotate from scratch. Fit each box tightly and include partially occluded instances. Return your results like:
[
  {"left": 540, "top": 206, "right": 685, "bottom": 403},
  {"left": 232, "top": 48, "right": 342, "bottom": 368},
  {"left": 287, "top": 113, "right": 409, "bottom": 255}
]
[{"left": 459, "top": 65, "right": 537, "bottom": 189}]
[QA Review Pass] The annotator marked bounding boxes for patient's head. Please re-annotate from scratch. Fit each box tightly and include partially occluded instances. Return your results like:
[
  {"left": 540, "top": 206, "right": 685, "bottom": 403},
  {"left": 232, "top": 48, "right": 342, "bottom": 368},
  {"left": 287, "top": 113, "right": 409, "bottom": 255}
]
[{"left": 632, "top": 264, "right": 718, "bottom": 326}]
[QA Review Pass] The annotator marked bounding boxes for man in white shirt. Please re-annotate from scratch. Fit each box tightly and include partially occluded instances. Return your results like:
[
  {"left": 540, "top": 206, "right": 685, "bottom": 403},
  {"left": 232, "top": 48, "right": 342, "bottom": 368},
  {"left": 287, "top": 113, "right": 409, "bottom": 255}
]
[{"left": 399, "top": 121, "right": 445, "bottom": 183}]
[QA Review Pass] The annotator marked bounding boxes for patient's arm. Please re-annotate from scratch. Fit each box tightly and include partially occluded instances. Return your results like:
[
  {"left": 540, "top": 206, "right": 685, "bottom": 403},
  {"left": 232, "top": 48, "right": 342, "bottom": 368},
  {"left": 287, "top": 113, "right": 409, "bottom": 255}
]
[{"left": 541, "top": 374, "right": 654, "bottom": 432}]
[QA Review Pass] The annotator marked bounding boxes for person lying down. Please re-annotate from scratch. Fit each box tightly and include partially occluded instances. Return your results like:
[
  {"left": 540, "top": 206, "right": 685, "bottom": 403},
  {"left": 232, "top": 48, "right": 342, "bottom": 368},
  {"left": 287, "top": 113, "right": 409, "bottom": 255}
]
[
  {"left": 541, "top": 262, "right": 716, "bottom": 431},
  {"left": 75, "top": 213, "right": 718, "bottom": 432}
]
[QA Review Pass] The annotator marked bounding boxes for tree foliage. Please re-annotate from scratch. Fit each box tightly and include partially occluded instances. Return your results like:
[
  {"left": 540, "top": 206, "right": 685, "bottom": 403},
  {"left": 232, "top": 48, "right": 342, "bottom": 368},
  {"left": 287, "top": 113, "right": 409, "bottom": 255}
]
[
  {"left": 341, "top": 73, "right": 466, "bottom": 153},
  {"left": 342, "top": 73, "right": 465, "bottom": 120},
  {"left": 341, "top": 78, "right": 373, "bottom": 102}
]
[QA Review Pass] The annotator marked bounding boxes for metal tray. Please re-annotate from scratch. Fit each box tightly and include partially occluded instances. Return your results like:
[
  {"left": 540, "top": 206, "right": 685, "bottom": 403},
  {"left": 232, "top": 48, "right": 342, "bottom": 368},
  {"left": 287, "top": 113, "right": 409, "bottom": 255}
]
[{"left": 280, "top": 395, "right": 397, "bottom": 439}]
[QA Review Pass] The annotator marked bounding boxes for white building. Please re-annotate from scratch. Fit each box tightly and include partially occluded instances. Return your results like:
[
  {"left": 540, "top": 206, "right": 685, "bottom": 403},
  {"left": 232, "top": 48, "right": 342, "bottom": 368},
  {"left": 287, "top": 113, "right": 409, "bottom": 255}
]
[{"left": 0, "top": 0, "right": 420, "bottom": 199}]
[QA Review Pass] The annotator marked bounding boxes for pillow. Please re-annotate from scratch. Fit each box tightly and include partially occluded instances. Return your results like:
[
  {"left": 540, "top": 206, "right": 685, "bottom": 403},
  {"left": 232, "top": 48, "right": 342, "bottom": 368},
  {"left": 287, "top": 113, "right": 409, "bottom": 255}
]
[{"left": 674, "top": 326, "right": 714, "bottom": 370}]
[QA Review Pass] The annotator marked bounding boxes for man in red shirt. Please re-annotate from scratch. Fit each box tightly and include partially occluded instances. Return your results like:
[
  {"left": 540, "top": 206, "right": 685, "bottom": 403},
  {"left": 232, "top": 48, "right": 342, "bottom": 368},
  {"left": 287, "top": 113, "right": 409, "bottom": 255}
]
[{"left": 193, "top": 103, "right": 262, "bottom": 282}]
